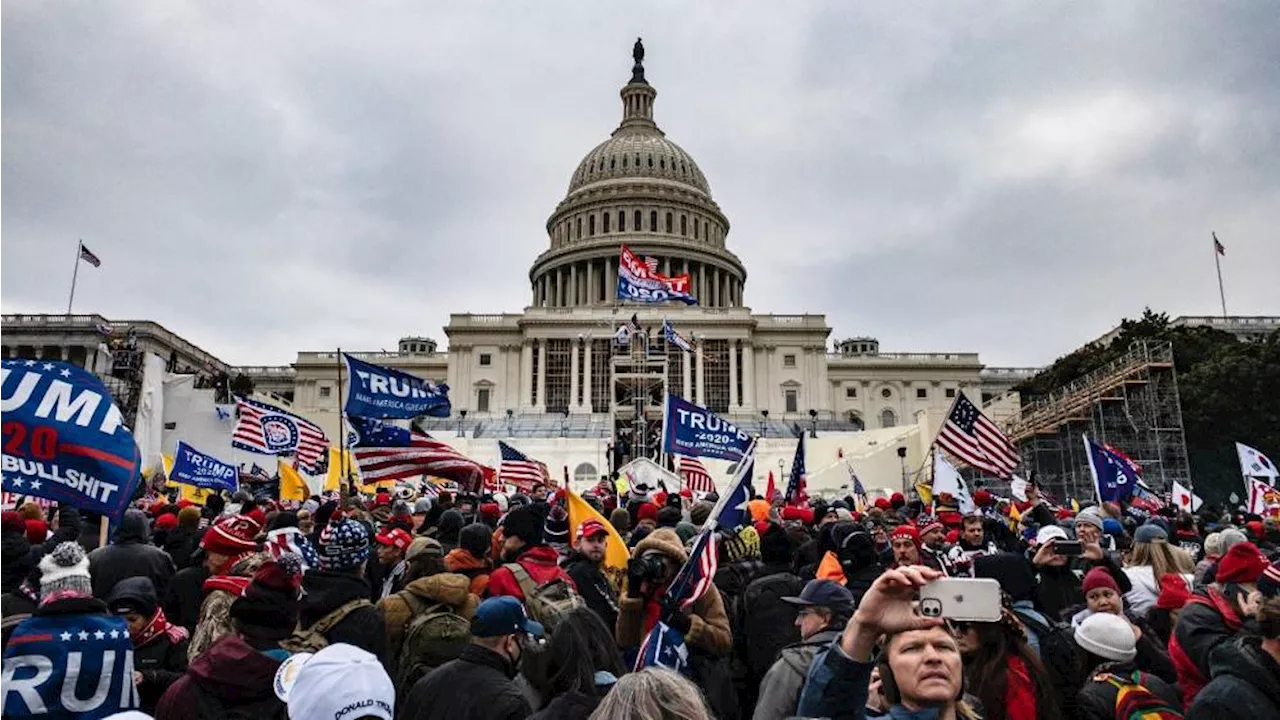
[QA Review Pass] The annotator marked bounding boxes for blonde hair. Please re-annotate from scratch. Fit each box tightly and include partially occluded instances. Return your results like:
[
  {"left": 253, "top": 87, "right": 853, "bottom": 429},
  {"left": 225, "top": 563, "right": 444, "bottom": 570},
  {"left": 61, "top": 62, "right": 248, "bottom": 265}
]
[
  {"left": 587, "top": 668, "right": 710, "bottom": 720},
  {"left": 1128, "top": 539, "right": 1194, "bottom": 576}
]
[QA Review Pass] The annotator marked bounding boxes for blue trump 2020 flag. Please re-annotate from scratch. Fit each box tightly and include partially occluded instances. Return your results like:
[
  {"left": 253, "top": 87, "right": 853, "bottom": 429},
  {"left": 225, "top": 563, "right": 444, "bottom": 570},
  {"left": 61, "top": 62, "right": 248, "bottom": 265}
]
[
  {"left": 0, "top": 360, "right": 140, "bottom": 520},
  {"left": 343, "top": 353, "right": 451, "bottom": 419},
  {"left": 2, "top": 611, "right": 139, "bottom": 719},
  {"left": 169, "top": 441, "right": 239, "bottom": 493},
  {"left": 1083, "top": 435, "right": 1139, "bottom": 503},
  {"left": 662, "top": 394, "right": 753, "bottom": 462},
  {"left": 635, "top": 621, "right": 689, "bottom": 675}
]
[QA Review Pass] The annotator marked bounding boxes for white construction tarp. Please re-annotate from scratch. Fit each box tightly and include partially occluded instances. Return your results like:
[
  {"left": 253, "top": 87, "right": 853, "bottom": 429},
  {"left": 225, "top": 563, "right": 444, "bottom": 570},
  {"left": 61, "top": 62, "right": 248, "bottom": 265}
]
[{"left": 132, "top": 353, "right": 167, "bottom": 475}]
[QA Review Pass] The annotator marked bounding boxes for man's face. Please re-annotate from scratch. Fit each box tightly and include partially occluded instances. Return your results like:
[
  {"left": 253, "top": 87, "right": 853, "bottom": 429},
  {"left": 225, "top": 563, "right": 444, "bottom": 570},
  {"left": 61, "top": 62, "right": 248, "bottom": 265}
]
[
  {"left": 1086, "top": 587, "right": 1122, "bottom": 616},
  {"left": 962, "top": 521, "right": 984, "bottom": 546},
  {"left": 891, "top": 537, "right": 919, "bottom": 566},
  {"left": 1075, "top": 522, "right": 1101, "bottom": 546},
  {"left": 872, "top": 526, "right": 888, "bottom": 546},
  {"left": 922, "top": 529, "right": 945, "bottom": 549},
  {"left": 886, "top": 627, "right": 963, "bottom": 708},
  {"left": 577, "top": 533, "right": 607, "bottom": 563},
  {"left": 794, "top": 606, "right": 832, "bottom": 640},
  {"left": 203, "top": 550, "right": 229, "bottom": 574},
  {"left": 297, "top": 511, "right": 313, "bottom": 533},
  {"left": 376, "top": 543, "right": 403, "bottom": 566}
]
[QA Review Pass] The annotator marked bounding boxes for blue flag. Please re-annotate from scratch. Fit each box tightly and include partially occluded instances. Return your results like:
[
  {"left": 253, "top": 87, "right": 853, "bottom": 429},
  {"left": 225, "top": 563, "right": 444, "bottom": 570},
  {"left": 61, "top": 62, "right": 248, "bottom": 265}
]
[
  {"left": 635, "top": 621, "right": 690, "bottom": 675},
  {"left": 343, "top": 353, "right": 451, "bottom": 419},
  {"left": 617, "top": 244, "right": 697, "bottom": 305},
  {"left": 662, "top": 394, "right": 753, "bottom": 461},
  {"left": 662, "top": 319, "right": 693, "bottom": 353},
  {"left": 169, "top": 441, "right": 239, "bottom": 493},
  {"left": 1083, "top": 435, "right": 1139, "bottom": 503},
  {"left": 0, "top": 360, "right": 140, "bottom": 520},
  {"left": 708, "top": 442, "right": 755, "bottom": 531},
  {"left": 2, "top": 612, "right": 139, "bottom": 719}
]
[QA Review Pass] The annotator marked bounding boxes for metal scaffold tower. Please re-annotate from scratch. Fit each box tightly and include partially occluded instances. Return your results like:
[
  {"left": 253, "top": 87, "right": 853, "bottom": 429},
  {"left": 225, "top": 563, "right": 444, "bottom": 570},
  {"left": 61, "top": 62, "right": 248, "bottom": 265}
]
[
  {"left": 1003, "top": 341, "right": 1192, "bottom": 503},
  {"left": 611, "top": 328, "right": 670, "bottom": 468}
]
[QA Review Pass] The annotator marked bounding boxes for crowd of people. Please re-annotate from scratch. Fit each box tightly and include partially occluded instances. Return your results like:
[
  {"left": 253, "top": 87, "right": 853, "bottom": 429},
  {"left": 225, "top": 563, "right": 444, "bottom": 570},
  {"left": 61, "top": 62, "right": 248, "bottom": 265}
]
[{"left": 2, "top": 478, "right": 1279, "bottom": 720}]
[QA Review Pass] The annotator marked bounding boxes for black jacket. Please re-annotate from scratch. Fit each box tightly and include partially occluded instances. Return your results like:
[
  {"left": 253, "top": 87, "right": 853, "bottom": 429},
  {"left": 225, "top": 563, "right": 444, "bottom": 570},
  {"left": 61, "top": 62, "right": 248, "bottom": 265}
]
[
  {"left": 404, "top": 643, "right": 531, "bottom": 720},
  {"left": 1, "top": 588, "right": 39, "bottom": 647},
  {"left": 162, "top": 526, "right": 200, "bottom": 570},
  {"left": 1076, "top": 661, "right": 1181, "bottom": 720},
  {"left": 106, "top": 576, "right": 189, "bottom": 712},
  {"left": 527, "top": 691, "right": 602, "bottom": 720},
  {"left": 739, "top": 567, "right": 804, "bottom": 682},
  {"left": 88, "top": 510, "right": 175, "bottom": 598},
  {"left": 1033, "top": 554, "right": 1130, "bottom": 621},
  {"left": 1, "top": 532, "right": 34, "bottom": 594},
  {"left": 298, "top": 569, "right": 386, "bottom": 659},
  {"left": 163, "top": 564, "right": 210, "bottom": 634},
  {"left": 1187, "top": 636, "right": 1280, "bottom": 719},
  {"left": 562, "top": 551, "right": 619, "bottom": 631}
]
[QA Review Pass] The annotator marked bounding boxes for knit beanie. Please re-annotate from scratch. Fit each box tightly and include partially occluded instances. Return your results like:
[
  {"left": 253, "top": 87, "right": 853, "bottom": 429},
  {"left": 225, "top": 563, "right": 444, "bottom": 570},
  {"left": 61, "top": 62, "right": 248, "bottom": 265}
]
[
  {"left": 655, "top": 506, "right": 682, "bottom": 529},
  {"left": 178, "top": 506, "right": 202, "bottom": 529},
  {"left": 890, "top": 524, "right": 921, "bottom": 548},
  {"left": 1257, "top": 561, "right": 1280, "bottom": 598},
  {"left": 721, "top": 526, "right": 761, "bottom": 562},
  {"left": 38, "top": 541, "right": 92, "bottom": 601},
  {"left": 106, "top": 576, "right": 160, "bottom": 618},
  {"left": 502, "top": 505, "right": 546, "bottom": 547},
  {"left": 154, "top": 513, "right": 179, "bottom": 531},
  {"left": 1, "top": 511, "right": 25, "bottom": 535},
  {"left": 973, "top": 553, "right": 1038, "bottom": 603},
  {"left": 1074, "top": 612, "right": 1137, "bottom": 662},
  {"left": 544, "top": 504, "right": 570, "bottom": 546},
  {"left": 24, "top": 519, "right": 49, "bottom": 545},
  {"left": 609, "top": 508, "right": 632, "bottom": 534},
  {"left": 201, "top": 514, "right": 262, "bottom": 556},
  {"left": 688, "top": 502, "right": 712, "bottom": 527},
  {"left": 1156, "top": 574, "right": 1192, "bottom": 610},
  {"left": 674, "top": 521, "right": 699, "bottom": 544},
  {"left": 1082, "top": 566, "right": 1121, "bottom": 595},
  {"left": 760, "top": 522, "right": 793, "bottom": 564},
  {"left": 454, "top": 523, "right": 490, "bottom": 561},
  {"left": 231, "top": 554, "right": 303, "bottom": 641},
  {"left": 317, "top": 515, "right": 371, "bottom": 573},
  {"left": 1216, "top": 542, "right": 1268, "bottom": 584},
  {"left": 1074, "top": 509, "right": 1105, "bottom": 531}
]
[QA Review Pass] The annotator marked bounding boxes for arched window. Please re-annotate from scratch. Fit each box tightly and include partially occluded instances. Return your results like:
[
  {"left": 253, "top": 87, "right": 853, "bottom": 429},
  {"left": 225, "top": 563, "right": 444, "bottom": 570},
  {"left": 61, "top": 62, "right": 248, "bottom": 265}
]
[
  {"left": 588, "top": 215, "right": 596, "bottom": 236},
  {"left": 623, "top": 155, "right": 629, "bottom": 169},
  {"left": 665, "top": 213, "right": 673, "bottom": 233},
  {"left": 660, "top": 158, "right": 666, "bottom": 170},
  {"left": 635, "top": 210, "right": 642, "bottom": 230},
  {"left": 680, "top": 215, "right": 687, "bottom": 236},
  {"left": 648, "top": 155, "right": 654, "bottom": 168},
  {"left": 704, "top": 222, "right": 710, "bottom": 241},
  {"left": 880, "top": 409, "right": 896, "bottom": 428},
  {"left": 694, "top": 217, "right": 700, "bottom": 239},
  {"left": 610, "top": 156, "right": 616, "bottom": 170},
  {"left": 602, "top": 213, "right": 610, "bottom": 233},
  {"left": 576, "top": 217, "right": 582, "bottom": 239},
  {"left": 650, "top": 211, "right": 658, "bottom": 232},
  {"left": 618, "top": 210, "right": 625, "bottom": 231},
  {"left": 573, "top": 462, "right": 598, "bottom": 486}
]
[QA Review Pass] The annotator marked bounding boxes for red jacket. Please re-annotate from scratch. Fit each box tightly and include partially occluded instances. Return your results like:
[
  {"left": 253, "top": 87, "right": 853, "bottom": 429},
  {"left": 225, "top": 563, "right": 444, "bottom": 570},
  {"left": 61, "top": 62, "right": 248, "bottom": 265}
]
[
  {"left": 486, "top": 545, "right": 576, "bottom": 602},
  {"left": 1004, "top": 654, "right": 1039, "bottom": 720},
  {"left": 1169, "top": 588, "right": 1243, "bottom": 708},
  {"left": 154, "top": 633, "right": 284, "bottom": 720}
]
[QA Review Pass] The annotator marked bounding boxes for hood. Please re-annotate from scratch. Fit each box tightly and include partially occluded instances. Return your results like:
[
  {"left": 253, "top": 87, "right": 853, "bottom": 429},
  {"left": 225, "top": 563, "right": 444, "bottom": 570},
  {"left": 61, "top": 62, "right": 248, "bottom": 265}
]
[
  {"left": 444, "top": 547, "right": 489, "bottom": 572},
  {"left": 403, "top": 573, "right": 478, "bottom": 616},
  {"left": 115, "top": 509, "right": 150, "bottom": 543},
  {"left": 633, "top": 528, "right": 688, "bottom": 565},
  {"left": 516, "top": 544, "right": 562, "bottom": 566},
  {"left": 1207, "top": 636, "right": 1280, "bottom": 706},
  {"left": 300, "top": 569, "right": 372, "bottom": 619},
  {"left": 105, "top": 576, "right": 159, "bottom": 614},
  {"left": 437, "top": 510, "right": 465, "bottom": 542},
  {"left": 2, "top": 532, "right": 30, "bottom": 560},
  {"left": 188, "top": 632, "right": 283, "bottom": 700},
  {"left": 715, "top": 558, "right": 763, "bottom": 595}
]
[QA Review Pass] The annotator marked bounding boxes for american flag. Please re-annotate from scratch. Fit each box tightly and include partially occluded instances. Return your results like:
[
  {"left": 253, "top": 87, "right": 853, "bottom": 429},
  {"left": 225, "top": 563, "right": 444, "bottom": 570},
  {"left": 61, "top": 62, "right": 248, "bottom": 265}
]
[
  {"left": 233, "top": 396, "right": 328, "bottom": 472},
  {"left": 78, "top": 241, "right": 101, "bottom": 267},
  {"left": 348, "top": 416, "right": 487, "bottom": 488},
  {"left": 635, "top": 621, "right": 690, "bottom": 675},
  {"left": 499, "top": 441, "right": 549, "bottom": 491},
  {"left": 665, "top": 527, "right": 718, "bottom": 611},
  {"left": 935, "top": 391, "right": 1020, "bottom": 478},
  {"left": 677, "top": 455, "right": 715, "bottom": 493},
  {"left": 786, "top": 434, "right": 807, "bottom": 504},
  {"left": 644, "top": 255, "right": 660, "bottom": 274}
]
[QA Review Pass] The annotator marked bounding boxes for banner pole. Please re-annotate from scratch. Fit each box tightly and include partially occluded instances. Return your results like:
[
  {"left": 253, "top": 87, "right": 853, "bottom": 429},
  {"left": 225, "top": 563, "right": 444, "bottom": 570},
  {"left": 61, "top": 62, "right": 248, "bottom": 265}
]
[
  {"left": 1213, "top": 232, "right": 1227, "bottom": 319},
  {"left": 67, "top": 240, "right": 83, "bottom": 315},
  {"left": 336, "top": 349, "right": 348, "bottom": 490}
]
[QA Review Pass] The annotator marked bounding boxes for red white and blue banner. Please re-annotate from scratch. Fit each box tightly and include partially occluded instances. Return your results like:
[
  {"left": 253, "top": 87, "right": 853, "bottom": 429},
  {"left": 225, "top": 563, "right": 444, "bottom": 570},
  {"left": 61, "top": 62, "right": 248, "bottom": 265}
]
[
  {"left": 169, "top": 441, "right": 239, "bottom": 493},
  {"left": 0, "top": 360, "right": 141, "bottom": 520},
  {"left": 2, "top": 612, "right": 140, "bottom": 718},
  {"left": 662, "top": 394, "right": 752, "bottom": 462},
  {"left": 616, "top": 244, "right": 697, "bottom": 305},
  {"left": 343, "top": 353, "right": 451, "bottom": 419}
]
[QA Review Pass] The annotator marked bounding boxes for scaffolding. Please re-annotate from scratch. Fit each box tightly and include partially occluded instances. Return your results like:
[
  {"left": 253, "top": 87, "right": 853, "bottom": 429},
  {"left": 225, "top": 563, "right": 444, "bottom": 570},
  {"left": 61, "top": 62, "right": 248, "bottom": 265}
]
[
  {"left": 1004, "top": 341, "right": 1191, "bottom": 502},
  {"left": 611, "top": 329, "right": 670, "bottom": 470}
]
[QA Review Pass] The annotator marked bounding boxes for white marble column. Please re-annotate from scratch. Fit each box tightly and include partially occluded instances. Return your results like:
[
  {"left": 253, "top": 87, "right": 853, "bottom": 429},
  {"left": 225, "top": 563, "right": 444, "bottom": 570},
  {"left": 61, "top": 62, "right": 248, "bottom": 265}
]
[
  {"left": 586, "top": 260, "right": 596, "bottom": 305},
  {"left": 521, "top": 342, "right": 533, "bottom": 408},
  {"left": 682, "top": 346, "right": 692, "bottom": 399},
  {"left": 569, "top": 340, "right": 581, "bottom": 411},
  {"left": 695, "top": 340, "right": 706, "bottom": 405},
  {"left": 741, "top": 341, "right": 755, "bottom": 410},
  {"left": 581, "top": 340, "right": 593, "bottom": 411},
  {"left": 729, "top": 340, "right": 739, "bottom": 408},
  {"left": 536, "top": 341, "right": 547, "bottom": 412}
]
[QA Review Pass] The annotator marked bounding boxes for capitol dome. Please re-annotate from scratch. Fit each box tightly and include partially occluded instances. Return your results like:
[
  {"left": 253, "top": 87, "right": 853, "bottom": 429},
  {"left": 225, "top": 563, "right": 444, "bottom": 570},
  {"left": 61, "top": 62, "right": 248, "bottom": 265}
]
[{"left": 529, "top": 40, "right": 747, "bottom": 309}]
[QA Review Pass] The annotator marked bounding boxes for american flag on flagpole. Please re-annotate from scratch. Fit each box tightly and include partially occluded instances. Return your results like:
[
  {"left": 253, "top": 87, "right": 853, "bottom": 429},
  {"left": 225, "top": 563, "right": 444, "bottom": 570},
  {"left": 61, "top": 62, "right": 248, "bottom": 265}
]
[
  {"left": 677, "top": 455, "right": 715, "bottom": 493},
  {"left": 499, "top": 441, "right": 550, "bottom": 491},
  {"left": 934, "top": 391, "right": 1020, "bottom": 478},
  {"left": 232, "top": 396, "right": 329, "bottom": 472},
  {"left": 349, "top": 416, "right": 486, "bottom": 486},
  {"left": 665, "top": 527, "right": 718, "bottom": 611},
  {"left": 78, "top": 241, "right": 102, "bottom": 267}
]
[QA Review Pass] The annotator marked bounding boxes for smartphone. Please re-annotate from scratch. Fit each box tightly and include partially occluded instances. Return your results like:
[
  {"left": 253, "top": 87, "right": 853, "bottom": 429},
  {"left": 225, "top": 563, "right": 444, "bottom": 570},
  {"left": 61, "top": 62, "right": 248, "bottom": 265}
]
[
  {"left": 918, "top": 578, "right": 1002, "bottom": 623},
  {"left": 1053, "top": 540, "right": 1083, "bottom": 557}
]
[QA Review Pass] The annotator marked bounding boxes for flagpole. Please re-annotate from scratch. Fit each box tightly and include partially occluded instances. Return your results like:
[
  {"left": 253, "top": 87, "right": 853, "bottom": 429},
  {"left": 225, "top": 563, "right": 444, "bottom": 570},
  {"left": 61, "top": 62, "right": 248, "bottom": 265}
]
[
  {"left": 336, "top": 348, "right": 348, "bottom": 491},
  {"left": 1213, "top": 233, "right": 1223, "bottom": 316},
  {"left": 67, "top": 240, "right": 83, "bottom": 315}
]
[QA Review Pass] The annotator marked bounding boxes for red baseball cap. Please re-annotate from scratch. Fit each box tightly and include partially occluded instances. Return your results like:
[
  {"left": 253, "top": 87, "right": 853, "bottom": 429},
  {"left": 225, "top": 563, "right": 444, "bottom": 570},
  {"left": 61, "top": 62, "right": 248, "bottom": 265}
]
[
  {"left": 577, "top": 519, "right": 608, "bottom": 539},
  {"left": 375, "top": 528, "right": 412, "bottom": 552}
]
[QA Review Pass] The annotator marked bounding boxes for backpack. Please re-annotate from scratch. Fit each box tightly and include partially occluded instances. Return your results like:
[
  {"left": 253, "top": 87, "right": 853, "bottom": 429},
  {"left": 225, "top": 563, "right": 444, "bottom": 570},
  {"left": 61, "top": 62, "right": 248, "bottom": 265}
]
[
  {"left": 503, "top": 562, "right": 584, "bottom": 626},
  {"left": 194, "top": 683, "right": 288, "bottom": 720},
  {"left": 1097, "top": 670, "right": 1183, "bottom": 720},
  {"left": 279, "top": 598, "right": 373, "bottom": 654},
  {"left": 393, "top": 592, "right": 472, "bottom": 695},
  {"left": 1012, "top": 608, "right": 1079, "bottom": 712}
]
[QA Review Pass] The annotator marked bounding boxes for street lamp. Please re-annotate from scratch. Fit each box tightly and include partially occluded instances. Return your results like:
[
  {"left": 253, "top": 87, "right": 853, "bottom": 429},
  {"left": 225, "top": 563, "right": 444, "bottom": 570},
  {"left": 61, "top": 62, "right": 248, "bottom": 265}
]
[
  {"left": 457, "top": 409, "right": 467, "bottom": 438},
  {"left": 506, "top": 408, "right": 514, "bottom": 436},
  {"left": 897, "top": 446, "right": 908, "bottom": 494},
  {"left": 808, "top": 408, "right": 818, "bottom": 438},
  {"left": 759, "top": 409, "right": 769, "bottom": 438}
]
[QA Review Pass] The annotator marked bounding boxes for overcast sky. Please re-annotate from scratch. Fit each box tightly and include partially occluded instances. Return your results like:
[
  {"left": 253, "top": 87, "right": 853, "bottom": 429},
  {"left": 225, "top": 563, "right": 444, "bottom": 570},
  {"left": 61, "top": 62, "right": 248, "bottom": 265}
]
[{"left": 4, "top": 2, "right": 1277, "bottom": 368}]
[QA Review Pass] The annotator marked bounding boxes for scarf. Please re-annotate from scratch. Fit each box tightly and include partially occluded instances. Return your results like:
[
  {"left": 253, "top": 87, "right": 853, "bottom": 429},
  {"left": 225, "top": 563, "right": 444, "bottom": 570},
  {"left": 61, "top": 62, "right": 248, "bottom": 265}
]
[
  {"left": 132, "top": 607, "right": 189, "bottom": 648},
  {"left": 203, "top": 575, "right": 252, "bottom": 598}
]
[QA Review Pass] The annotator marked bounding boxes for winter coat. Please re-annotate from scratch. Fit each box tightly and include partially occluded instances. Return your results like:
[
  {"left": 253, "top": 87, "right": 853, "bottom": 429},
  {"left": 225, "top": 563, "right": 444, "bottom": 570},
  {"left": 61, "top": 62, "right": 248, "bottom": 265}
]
[
  {"left": 298, "top": 568, "right": 387, "bottom": 659},
  {"left": 377, "top": 572, "right": 478, "bottom": 664},
  {"left": 161, "top": 526, "right": 199, "bottom": 570},
  {"left": 753, "top": 627, "right": 840, "bottom": 720},
  {"left": 1076, "top": 660, "right": 1181, "bottom": 720},
  {"left": 106, "top": 577, "right": 190, "bottom": 713},
  {"left": 1187, "top": 635, "right": 1280, "bottom": 719},
  {"left": 562, "top": 550, "right": 620, "bottom": 632},
  {"left": 1033, "top": 554, "right": 1130, "bottom": 621},
  {"left": 615, "top": 529, "right": 733, "bottom": 656},
  {"left": 1, "top": 588, "right": 39, "bottom": 647},
  {"left": 1123, "top": 565, "right": 1194, "bottom": 616},
  {"left": 1, "top": 531, "right": 33, "bottom": 594},
  {"left": 1068, "top": 607, "right": 1177, "bottom": 684},
  {"left": 162, "top": 564, "right": 209, "bottom": 634},
  {"left": 187, "top": 551, "right": 267, "bottom": 661},
  {"left": 488, "top": 545, "right": 577, "bottom": 602},
  {"left": 87, "top": 511, "right": 176, "bottom": 598},
  {"left": 526, "top": 690, "right": 602, "bottom": 720},
  {"left": 1171, "top": 587, "right": 1247, "bottom": 707},
  {"left": 739, "top": 566, "right": 804, "bottom": 683},
  {"left": 154, "top": 632, "right": 285, "bottom": 720},
  {"left": 402, "top": 643, "right": 531, "bottom": 720},
  {"left": 444, "top": 547, "right": 492, "bottom": 596}
]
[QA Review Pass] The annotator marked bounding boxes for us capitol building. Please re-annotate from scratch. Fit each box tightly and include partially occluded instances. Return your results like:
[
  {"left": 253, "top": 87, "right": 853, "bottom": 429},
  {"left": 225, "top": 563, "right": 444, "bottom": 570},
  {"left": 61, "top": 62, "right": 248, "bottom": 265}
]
[{"left": 30, "top": 42, "right": 1263, "bottom": 490}]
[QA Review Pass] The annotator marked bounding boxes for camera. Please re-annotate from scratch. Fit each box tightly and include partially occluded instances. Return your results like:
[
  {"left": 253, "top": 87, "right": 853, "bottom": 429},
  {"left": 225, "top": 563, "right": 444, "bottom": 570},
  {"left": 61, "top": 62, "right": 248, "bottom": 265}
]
[{"left": 628, "top": 553, "right": 668, "bottom": 583}]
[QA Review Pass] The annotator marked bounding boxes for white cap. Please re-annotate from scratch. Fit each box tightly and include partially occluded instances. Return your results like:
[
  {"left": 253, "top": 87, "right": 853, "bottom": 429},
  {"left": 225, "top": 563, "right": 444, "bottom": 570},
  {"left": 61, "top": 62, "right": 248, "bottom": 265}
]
[
  {"left": 1036, "top": 525, "right": 1068, "bottom": 545},
  {"left": 274, "top": 643, "right": 394, "bottom": 720}
]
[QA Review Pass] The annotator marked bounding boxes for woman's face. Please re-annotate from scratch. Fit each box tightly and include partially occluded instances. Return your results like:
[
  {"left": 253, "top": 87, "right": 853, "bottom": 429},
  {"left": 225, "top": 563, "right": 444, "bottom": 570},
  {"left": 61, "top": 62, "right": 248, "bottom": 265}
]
[
  {"left": 953, "top": 623, "right": 981, "bottom": 655},
  {"left": 1086, "top": 587, "right": 1123, "bottom": 616}
]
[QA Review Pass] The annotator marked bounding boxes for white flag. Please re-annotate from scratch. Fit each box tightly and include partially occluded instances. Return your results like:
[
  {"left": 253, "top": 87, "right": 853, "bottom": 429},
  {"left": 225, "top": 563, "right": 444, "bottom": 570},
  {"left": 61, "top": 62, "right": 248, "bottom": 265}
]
[
  {"left": 1248, "top": 476, "right": 1278, "bottom": 514},
  {"left": 1171, "top": 480, "right": 1203, "bottom": 512},
  {"left": 933, "top": 454, "right": 975, "bottom": 513},
  {"left": 1236, "top": 442, "right": 1278, "bottom": 482},
  {"left": 1009, "top": 475, "right": 1029, "bottom": 502}
]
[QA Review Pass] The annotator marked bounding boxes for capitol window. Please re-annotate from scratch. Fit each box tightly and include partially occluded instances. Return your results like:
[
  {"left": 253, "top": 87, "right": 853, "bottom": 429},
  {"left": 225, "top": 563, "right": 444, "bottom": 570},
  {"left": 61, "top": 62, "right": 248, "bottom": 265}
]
[
  {"left": 479, "top": 353, "right": 492, "bottom": 366},
  {"left": 881, "top": 387, "right": 892, "bottom": 399},
  {"left": 635, "top": 210, "right": 642, "bottom": 230},
  {"left": 785, "top": 389, "right": 798, "bottom": 414},
  {"left": 576, "top": 217, "right": 583, "bottom": 239},
  {"left": 783, "top": 354, "right": 796, "bottom": 368},
  {"left": 680, "top": 215, "right": 687, "bottom": 236},
  {"left": 946, "top": 388, "right": 956, "bottom": 399},
  {"left": 603, "top": 213, "right": 610, "bottom": 233},
  {"left": 694, "top": 218, "right": 700, "bottom": 239},
  {"left": 618, "top": 211, "right": 625, "bottom": 231},
  {"left": 880, "top": 409, "right": 897, "bottom": 428},
  {"left": 846, "top": 387, "right": 857, "bottom": 399},
  {"left": 477, "top": 388, "right": 490, "bottom": 413},
  {"left": 665, "top": 212, "right": 673, "bottom": 233},
  {"left": 916, "top": 388, "right": 928, "bottom": 399},
  {"left": 650, "top": 211, "right": 658, "bottom": 231},
  {"left": 319, "top": 386, "right": 331, "bottom": 399}
]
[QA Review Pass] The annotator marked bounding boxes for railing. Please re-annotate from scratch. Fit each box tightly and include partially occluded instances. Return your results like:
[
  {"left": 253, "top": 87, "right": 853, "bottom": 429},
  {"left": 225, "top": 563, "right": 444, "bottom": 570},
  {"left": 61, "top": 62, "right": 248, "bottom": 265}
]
[
  {"left": 981, "top": 367, "right": 1042, "bottom": 380},
  {"left": 828, "top": 352, "right": 980, "bottom": 364},
  {"left": 300, "top": 351, "right": 448, "bottom": 362},
  {"left": 3, "top": 314, "right": 227, "bottom": 371},
  {"left": 234, "top": 365, "right": 296, "bottom": 377}
]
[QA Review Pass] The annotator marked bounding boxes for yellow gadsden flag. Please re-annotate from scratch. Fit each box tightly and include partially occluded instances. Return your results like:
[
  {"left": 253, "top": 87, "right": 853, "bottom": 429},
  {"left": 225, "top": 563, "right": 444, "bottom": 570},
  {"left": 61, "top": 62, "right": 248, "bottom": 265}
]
[
  {"left": 565, "top": 487, "right": 630, "bottom": 591},
  {"left": 325, "top": 447, "right": 355, "bottom": 492},
  {"left": 279, "top": 461, "right": 310, "bottom": 502}
]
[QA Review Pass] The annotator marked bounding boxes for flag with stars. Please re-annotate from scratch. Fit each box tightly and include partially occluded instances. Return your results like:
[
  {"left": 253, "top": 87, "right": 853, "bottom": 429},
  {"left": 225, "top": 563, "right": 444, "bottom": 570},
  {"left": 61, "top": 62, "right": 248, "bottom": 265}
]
[
  {"left": 498, "top": 441, "right": 551, "bottom": 492},
  {"left": 708, "top": 441, "right": 755, "bottom": 531},
  {"left": 348, "top": 415, "right": 489, "bottom": 491},
  {"left": 663, "top": 526, "right": 719, "bottom": 612},
  {"left": 2, "top": 612, "right": 140, "bottom": 718},
  {"left": 635, "top": 620, "right": 690, "bottom": 675},
  {"left": 785, "top": 434, "right": 807, "bottom": 504},
  {"left": 1, "top": 359, "right": 141, "bottom": 520},
  {"left": 849, "top": 463, "right": 867, "bottom": 511},
  {"left": 934, "top": 391, "right": 1020, "bottom": 478}
]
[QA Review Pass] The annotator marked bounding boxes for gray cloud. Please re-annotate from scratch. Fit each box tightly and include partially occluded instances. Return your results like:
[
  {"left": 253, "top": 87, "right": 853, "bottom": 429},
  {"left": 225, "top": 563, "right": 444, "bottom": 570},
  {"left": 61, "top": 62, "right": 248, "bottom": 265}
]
[{"left": 4, "top": 1, "right": 1277, "bottom": 367}]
